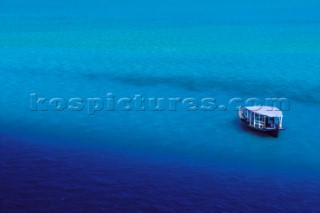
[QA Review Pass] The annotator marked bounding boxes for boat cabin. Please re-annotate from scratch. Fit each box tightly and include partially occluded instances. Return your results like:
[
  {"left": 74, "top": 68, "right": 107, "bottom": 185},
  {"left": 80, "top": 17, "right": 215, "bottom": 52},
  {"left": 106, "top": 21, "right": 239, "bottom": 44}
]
[{"left": 240, "top": 106, "right": 283, "bottom": 130}]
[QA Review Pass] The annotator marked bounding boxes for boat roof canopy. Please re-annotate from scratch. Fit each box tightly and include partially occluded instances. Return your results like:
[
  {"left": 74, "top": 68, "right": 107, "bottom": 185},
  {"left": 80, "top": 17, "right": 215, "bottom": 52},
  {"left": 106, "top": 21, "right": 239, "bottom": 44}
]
[{"left": 244, "top": 106, "right": 283, "bottom": 117}]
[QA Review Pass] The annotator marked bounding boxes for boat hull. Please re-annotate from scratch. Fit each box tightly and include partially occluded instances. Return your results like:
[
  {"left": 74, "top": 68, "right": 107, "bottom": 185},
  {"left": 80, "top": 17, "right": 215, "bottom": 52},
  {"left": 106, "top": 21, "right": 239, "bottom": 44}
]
[{"left": 240, "top": 118, "right": 280, "bottom": 137}]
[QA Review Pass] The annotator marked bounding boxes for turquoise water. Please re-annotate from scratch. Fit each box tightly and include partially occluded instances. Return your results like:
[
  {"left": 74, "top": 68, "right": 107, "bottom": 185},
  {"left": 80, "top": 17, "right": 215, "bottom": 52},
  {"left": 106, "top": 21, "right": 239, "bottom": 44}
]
[{"left": 1, "top": 1, "right": 320, "bottom": 211}]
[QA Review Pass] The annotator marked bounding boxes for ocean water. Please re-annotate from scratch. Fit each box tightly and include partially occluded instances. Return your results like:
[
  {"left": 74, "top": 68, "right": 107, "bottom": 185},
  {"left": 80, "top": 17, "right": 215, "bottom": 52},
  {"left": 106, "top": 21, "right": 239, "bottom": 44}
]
[{"left": 1, "top": 1, "right": 320, "bottom": 212}]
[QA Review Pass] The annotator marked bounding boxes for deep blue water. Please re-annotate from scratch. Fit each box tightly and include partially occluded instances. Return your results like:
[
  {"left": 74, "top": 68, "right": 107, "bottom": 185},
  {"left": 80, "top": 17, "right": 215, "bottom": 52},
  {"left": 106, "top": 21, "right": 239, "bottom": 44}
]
[
  {"left": 1, "top": 0, "right": 320, "bottom": 212},
  {"left": 1, "top": 131, "right": 320, "bottom": 212}
]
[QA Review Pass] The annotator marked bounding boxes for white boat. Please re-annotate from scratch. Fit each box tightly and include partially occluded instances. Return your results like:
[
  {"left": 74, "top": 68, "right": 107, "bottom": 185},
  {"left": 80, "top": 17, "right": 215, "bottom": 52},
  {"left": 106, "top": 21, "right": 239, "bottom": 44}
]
[{"left": 238, "top": 106, "right": 284, "bottom": 137}]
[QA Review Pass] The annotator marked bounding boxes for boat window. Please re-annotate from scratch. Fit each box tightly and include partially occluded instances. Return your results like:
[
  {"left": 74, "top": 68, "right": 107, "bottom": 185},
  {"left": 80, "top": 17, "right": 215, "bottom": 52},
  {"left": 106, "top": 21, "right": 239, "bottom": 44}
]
[{"left": 255, "top": 117, "right": 264, "bottom": 122}]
